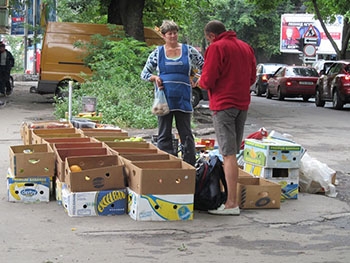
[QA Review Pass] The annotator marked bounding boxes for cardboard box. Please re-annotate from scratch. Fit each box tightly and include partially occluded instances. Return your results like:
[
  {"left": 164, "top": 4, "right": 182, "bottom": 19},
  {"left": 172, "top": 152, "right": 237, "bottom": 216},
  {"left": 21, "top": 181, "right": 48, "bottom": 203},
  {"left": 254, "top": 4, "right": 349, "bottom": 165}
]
[
  {"left": 277, "top": 179, "right": 299, "bottom": 200},
  {"left": 78, "top": 128, "right": 129, "bottom": 138},
  {"left": 9, "top": 144, "right": 55, "bottom": 177},
  {"left": 119, "top": 153, "right": 177, "bottom": 163},
  {"left": 243, "top": 164, "right": 299, "bottom": 200},
  {"left": 21, "top": 120, "right": 72, "bottom": 145},
  {"left": 91, "top": 136, "right": 130, "bottom": 142},
  {"left": 105, "top": 141, "right": 164, "bottom": 155},
  {"left": 243, "top": 138, "right": 303, "bottom": 168},
  {"left": 55, "top": 147, "right": 110, "bottom": 182},
  {"left": 237, "top": 177, "right": 281, "bottom": 209},
  {"left": 65, "top": 155, "right": 125, "bottom": 192},
  {"left": 62, "top": 188, "right": 127, "bottom": 217},
  {"left": 31, "top": 128, "right": 82, "bottom": 144},
  {"left": 53, "top": 142, "right": 104, "bottom": 150},
  {"left": 43, "top": 137, "right": 93, "bottom": 148},
  {"left": 128, "top": 188, "right": 193, "bottom": 221},
  {"left": 55, "top": 177, "right": 67, "bottom": 205},
  {"left": 7, "top": 168, "right": 51, "bottom": 203},
  {"left": 243, "top": 163, "right": 299, "bottom": 180},
  {"left": 124, "top": 160, "right": 195, "bottom": 195}
]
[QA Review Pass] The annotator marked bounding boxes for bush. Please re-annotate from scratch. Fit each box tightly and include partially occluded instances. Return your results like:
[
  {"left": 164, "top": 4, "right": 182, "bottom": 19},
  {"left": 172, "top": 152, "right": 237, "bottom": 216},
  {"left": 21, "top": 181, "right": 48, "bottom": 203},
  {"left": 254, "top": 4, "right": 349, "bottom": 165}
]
[{"left": 54, "top": 32, "right": 158, "bottom": 129}]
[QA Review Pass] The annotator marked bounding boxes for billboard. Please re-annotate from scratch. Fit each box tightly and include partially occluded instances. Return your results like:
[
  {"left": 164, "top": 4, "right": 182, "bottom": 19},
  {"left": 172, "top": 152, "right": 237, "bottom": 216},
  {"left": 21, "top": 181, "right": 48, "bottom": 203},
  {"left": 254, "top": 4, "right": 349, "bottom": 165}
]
[{"left": 281, "top": 14, "right": 343, "bottom": 55}]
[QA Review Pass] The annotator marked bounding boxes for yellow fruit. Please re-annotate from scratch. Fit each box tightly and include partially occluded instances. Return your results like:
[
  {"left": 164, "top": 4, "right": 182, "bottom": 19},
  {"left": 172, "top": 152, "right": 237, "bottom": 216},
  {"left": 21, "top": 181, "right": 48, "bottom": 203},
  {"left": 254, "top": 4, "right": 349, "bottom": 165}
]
[{"left": 70, "top": 165, "right": 82, "bottom": 172}]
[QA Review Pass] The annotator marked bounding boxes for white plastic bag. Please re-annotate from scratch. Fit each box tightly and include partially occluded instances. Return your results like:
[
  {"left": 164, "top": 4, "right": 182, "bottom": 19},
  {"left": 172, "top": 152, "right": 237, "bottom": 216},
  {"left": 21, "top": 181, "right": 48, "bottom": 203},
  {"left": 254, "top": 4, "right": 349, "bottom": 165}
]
[
  {"left": 299, "top": 152, "right": 337, "bottom": 197},
  {"left": 151, "top": 89, "right": 169, "bottom": 116}
]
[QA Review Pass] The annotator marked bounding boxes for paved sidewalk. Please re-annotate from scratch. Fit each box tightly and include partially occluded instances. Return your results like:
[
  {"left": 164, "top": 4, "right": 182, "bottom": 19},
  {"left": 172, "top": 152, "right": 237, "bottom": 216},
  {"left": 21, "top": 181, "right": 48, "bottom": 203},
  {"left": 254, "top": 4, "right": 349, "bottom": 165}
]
[{"left": 0, "top": 82, "right": 349, "bottom": 263}]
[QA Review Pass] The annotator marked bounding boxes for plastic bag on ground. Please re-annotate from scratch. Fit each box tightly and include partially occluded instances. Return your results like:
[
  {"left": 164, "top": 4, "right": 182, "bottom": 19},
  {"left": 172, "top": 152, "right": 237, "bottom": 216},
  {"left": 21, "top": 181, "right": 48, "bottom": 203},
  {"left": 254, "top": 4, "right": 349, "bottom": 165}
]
[{"left": 299, "top": 152, "right": 337, "bottom": 197}]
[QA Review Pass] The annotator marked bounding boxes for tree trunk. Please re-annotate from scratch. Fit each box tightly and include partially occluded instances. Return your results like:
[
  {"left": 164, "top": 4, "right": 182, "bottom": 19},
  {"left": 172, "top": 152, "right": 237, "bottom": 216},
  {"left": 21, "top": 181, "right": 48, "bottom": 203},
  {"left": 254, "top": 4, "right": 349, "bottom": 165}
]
[{"left": 107, "top": 0, "right": 145, "bottom": 42}]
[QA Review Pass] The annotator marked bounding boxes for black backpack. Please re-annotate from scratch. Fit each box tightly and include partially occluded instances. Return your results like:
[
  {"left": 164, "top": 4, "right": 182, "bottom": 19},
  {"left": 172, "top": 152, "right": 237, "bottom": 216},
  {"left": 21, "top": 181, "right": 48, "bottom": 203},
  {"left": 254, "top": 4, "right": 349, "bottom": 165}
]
[{"left": 194, "top": 156, "right": 227, "bottom": 211}]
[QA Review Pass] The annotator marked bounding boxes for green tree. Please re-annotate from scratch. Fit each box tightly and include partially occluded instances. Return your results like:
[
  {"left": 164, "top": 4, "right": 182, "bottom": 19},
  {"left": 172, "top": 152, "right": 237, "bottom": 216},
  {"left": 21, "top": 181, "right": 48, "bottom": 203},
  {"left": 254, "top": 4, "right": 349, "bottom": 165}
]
[{"left": 247, "top": 0, "right": 350, "bottom": 59}]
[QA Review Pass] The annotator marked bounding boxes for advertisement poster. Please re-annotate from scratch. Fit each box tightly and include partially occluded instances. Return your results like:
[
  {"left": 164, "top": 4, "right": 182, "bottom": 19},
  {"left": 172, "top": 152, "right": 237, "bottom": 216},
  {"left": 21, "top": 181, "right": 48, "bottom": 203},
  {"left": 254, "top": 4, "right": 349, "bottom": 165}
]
[{"left": 281, "top": 14, "right": 343, "bottom": 55}]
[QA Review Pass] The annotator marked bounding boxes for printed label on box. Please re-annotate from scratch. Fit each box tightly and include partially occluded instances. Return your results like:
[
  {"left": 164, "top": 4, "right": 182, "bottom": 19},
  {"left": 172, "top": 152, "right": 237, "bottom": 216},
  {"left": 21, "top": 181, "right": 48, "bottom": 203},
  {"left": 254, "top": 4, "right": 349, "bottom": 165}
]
[
  {"left": 7, "top": 174, "right": 50, "bottom": 203},
  {"left": 62, "top": 188, "right": 127, "bottom": 217},
  {"left": 243, "top": 138, "right": 303, "bottom": 168},
  {"left": 128, "top": 188, "right": 193, "bottom": 221}
]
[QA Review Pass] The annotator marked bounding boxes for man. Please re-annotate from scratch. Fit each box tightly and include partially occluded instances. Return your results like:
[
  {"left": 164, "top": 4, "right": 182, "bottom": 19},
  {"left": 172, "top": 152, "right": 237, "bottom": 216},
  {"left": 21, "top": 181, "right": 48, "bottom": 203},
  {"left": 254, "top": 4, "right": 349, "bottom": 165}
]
[
  {"left": 0, "top": 43, "right": 15, "bottom": 96},
  {"left": 282, "top": 27, "right": 298, "bottom": 49},
  {"left": 199, "top": 20, "right": 256, "bottom": 215}
]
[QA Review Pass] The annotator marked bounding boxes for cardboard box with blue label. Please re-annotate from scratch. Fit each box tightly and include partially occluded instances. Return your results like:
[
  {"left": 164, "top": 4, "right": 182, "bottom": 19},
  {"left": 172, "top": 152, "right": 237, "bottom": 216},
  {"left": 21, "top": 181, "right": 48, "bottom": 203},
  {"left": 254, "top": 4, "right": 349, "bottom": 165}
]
[
  {"left": 128, "top": 188, "right": 194, "bottom": 221},
  {"left": 243, "top": 164, "right": 299, "bottom": 200},
  {"left": 7, "top": 168, "right": 51, "bottom": 203},
  {"left": 243, "top": 138, "right": 303, "bottom": 168},
  {"left": 62, "top": 188, "right": 127, "bottom": 217}
]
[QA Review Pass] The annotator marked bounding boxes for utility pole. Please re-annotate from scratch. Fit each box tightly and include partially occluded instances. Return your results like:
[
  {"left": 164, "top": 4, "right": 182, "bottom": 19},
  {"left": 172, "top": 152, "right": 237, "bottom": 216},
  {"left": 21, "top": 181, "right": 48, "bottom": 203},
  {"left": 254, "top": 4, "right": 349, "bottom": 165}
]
[
  {"left": 33, "top": 0, "right": 37, "bottom": 75},
  {"left": 24, "top": 2, "right": 28, "bottom": 74}
]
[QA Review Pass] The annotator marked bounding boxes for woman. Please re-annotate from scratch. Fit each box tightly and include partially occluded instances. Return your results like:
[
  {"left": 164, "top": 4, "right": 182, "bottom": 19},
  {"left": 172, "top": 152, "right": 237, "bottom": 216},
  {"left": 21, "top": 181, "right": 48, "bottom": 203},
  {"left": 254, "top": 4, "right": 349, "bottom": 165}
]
[{"left": 141, "top": 20, "right": 204, "bottom": 165}]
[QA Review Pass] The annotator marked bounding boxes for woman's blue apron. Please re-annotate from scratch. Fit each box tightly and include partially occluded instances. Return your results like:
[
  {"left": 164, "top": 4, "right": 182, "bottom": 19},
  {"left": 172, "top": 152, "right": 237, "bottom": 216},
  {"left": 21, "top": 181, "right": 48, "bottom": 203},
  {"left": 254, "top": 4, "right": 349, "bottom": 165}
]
[{"left": 158, "top": 44, "right": 192, "bottom": 112}]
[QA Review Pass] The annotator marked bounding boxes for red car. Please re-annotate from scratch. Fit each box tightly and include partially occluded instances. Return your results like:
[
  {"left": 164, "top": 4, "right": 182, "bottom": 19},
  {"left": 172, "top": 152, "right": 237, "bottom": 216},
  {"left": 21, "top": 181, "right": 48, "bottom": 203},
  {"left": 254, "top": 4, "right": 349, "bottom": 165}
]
[
  {"left": 266, "top": 66, "right": 319, "bottom": 101},
  {"left": 315, "top": 60, "right": 350, "bottom": 110}
]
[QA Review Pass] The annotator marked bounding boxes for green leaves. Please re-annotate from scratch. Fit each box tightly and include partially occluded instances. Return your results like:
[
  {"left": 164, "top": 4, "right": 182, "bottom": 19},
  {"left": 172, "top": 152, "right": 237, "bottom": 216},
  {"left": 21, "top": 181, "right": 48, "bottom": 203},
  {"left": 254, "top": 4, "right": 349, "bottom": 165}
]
[{"left": 54, "top": 33, "right": 158, "bottom": 129}]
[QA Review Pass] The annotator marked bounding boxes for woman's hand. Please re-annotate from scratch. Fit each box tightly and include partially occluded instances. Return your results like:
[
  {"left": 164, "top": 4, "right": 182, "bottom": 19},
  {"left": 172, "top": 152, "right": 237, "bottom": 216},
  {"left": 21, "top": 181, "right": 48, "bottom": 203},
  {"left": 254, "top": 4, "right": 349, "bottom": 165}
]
[{"left": 151, "top": 75, "right": 163, "bottom": 89}]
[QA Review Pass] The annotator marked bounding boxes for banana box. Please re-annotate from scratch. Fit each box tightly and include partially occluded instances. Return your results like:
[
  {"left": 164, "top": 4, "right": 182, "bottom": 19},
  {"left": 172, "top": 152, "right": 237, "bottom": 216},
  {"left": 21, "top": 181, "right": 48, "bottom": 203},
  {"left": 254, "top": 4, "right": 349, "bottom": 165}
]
[
  {"left": 43, "top": 137, "right": 94, "bottom": 148},
  {"left": 243, "top": 138, "right": 303, "bottom": 168},
  {"left": 123, "top": 160, "right": 196, "bottom": 195},
  {"left": 78, "top": 128, "right": 129, "bottom": 138},
  {"left": 54, "top": 147, "right": 110, "bottom": 182},
  {"left": 243, "top": 164, "right": 299, "bottom": 200},
  {"left": 21, "top": 120, "right": 72, "bottom": 145},
  {"left": 7, "top": 168, "right": 50, "bottom": 203},
  {"left": 9, "top": 144, "right": 55, "bottom": 177},
  {"left": 64, "top": 155, "right": 125, "bottom": 192},
  {"left": 31, "top": 128, "right": 82, "bottom": 144},
  {"left": 128, "top": 188, "right": 193, "bottom": 221},
  {"left": 237, "top": 177, "right": 281, "bottom": 209},
  {"left": 277, "top": 179, "right": 299, "bottom": 200},
  {"left": 55, "top": 177, "right": 68, "bottom": 206},
  {"left": 243, "top": 163, "right": 299, "bottom": 180},
  {"left": 62, "top": 188, "right": 127, "bottom": 217}
]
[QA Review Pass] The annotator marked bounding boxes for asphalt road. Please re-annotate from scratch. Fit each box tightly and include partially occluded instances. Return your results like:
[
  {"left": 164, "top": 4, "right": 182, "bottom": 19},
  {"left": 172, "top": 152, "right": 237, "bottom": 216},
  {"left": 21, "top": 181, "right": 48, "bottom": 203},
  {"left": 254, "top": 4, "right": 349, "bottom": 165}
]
[{"left": 0, "top": 82, "right": 349, "bottom": 263}]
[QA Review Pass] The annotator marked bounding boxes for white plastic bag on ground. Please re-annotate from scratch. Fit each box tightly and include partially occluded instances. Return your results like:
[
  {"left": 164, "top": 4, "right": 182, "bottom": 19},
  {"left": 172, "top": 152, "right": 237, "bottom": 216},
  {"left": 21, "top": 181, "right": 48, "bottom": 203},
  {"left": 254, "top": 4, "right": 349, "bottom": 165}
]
[{"left": 299, "top": 152, "right": 337, "bottom": 197}]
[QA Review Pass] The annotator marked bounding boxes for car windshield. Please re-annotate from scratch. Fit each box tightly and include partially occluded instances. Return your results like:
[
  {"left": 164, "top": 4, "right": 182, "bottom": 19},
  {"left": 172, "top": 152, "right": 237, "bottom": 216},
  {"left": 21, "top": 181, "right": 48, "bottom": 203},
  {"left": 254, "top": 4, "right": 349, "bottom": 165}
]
[
  {"left": 286, "top": 68, "right": 319, "bottom": 77},
  {"left": 324, "top": 63, "right": 334, "bottom": 73},
  {"left": 265, "top": 65, "right": 283, "bottom": 74}
]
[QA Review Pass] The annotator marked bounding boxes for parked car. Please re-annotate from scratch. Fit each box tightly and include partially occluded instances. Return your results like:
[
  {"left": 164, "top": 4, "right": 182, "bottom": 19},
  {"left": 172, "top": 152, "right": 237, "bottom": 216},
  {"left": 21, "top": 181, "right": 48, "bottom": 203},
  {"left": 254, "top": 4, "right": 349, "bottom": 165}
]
[
  {"left": 266, "top": 65, "right": 319, "bottom": 101},
  {"left": 250, "top": 63, "right": 287, "bottom": 96},
  {"left": 315, "top": 60, "right": 350, "bottom": 110},
  {"left": 312, "top": 59, "right": 335, "bottom": 75},
  {"left": 192, "top": 87, "right": 208, "bottom": 108}
]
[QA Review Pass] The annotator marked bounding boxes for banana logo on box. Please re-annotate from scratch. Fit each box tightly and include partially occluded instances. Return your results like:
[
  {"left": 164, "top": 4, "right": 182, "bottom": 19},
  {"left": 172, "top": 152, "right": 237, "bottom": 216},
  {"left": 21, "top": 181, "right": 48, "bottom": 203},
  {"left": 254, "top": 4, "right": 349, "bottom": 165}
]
[
  {"left": 243, "top": 148, "right": 266, "bottom": 166},
  {"left": 9, "top": 183, "right": 26, "bottom": 200},
  {"left": 141, "top": 195, "right": 193, "bottom": 221}
]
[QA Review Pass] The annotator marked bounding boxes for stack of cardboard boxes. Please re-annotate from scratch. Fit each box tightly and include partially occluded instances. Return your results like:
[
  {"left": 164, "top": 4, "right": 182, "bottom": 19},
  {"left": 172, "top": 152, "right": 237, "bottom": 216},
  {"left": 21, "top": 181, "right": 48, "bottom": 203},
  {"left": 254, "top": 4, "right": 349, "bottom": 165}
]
[
  {"left": 7, "top": 120, "right": 287, "bottom": 221},
  {"left": 242, "top": 137, "right": 304, "bottom": 200},
  {"left": 7, "top": 144, "right": 55, "bottom": 202}
]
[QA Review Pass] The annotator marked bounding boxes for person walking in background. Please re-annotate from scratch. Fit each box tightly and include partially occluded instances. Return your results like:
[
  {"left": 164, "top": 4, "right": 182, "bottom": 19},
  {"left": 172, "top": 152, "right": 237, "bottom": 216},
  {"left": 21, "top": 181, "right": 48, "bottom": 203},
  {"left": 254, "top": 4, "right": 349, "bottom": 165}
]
[
  {"left": 141, "top": 20, "right": 204, "bottom": 166},
  {"left": 0, "top": 43, "right": 15, "bottom": 96},
  {"left": 199, "top": 20, "right": 256, "bottom": 215}
]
